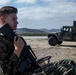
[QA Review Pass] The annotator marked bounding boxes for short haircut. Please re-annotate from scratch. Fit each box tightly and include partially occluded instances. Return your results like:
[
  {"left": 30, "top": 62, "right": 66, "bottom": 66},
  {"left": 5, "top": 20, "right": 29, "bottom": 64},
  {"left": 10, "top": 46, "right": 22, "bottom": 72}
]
[{"left": 0, "top": 6, "right": 18, "bottom": 17}]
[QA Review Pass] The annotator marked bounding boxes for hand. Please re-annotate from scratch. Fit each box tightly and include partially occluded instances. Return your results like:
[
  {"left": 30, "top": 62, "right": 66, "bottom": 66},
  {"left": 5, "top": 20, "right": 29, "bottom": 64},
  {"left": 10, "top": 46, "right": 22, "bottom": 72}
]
[{"left": 14, "top": 36, "right": 25, "bottom": 57}]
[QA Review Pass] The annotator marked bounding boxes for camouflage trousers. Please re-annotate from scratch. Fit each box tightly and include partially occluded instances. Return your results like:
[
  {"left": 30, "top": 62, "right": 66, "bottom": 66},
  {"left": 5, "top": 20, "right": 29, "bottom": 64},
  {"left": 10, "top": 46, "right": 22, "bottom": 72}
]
[{"left": 32, "top": 59, "right": 76, "bottom": 75}]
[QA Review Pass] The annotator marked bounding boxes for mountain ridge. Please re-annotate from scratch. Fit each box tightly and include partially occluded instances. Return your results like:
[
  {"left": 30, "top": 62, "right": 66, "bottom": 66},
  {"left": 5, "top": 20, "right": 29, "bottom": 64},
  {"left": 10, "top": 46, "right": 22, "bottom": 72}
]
[{"left": 16, "top": 28, "right": 60, "bottom": 34}]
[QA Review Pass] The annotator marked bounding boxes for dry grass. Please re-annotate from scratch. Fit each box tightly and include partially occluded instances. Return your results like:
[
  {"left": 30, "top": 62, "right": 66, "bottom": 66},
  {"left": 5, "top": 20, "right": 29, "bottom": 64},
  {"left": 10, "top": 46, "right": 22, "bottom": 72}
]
[{"left": 24, "top": 37, "right": 76, "bottom": 63}]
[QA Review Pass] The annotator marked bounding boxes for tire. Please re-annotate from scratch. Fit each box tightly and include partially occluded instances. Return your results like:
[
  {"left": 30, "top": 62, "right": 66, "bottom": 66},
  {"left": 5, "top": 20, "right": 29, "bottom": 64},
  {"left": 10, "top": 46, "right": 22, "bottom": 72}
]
[
  {"left": 48, "top": 36, "right": 58, "bottom": 46},
  {"left": 57, "top": 41, "right": 63, "bottom": 45}
]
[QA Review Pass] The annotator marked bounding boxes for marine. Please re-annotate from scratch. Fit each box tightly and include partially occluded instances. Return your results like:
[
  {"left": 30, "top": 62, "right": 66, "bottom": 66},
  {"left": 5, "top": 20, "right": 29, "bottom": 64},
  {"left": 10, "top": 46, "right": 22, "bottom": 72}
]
[{"left": 0, "top": 6, "right": 76, "bottom": 75}]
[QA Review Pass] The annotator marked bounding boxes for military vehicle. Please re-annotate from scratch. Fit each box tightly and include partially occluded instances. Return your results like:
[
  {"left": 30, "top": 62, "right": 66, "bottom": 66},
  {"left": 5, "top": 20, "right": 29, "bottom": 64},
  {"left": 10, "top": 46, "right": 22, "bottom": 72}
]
[{"left": 48, "top": 21, "right": 76, "bottom": 46}]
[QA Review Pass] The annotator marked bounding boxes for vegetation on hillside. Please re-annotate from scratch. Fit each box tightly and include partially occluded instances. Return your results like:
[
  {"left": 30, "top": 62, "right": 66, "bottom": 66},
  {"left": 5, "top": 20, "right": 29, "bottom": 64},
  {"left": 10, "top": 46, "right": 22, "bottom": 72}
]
[{"left": 18, "top": 32, "right": 48, "bottom": 36}]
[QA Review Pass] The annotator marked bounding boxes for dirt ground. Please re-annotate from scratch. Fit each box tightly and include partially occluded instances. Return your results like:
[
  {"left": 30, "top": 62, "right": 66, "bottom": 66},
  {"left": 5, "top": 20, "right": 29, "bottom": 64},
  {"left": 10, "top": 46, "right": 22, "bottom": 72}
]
[{"left": 23, "top": 37, "right": 76, "bottom": 63}]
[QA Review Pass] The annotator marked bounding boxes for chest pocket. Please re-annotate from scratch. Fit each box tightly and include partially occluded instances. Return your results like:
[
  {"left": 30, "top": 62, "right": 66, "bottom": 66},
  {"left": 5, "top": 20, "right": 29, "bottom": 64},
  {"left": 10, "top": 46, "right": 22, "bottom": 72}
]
[{"left": 0, "top": 65, "right": 4, "bottom": 75}]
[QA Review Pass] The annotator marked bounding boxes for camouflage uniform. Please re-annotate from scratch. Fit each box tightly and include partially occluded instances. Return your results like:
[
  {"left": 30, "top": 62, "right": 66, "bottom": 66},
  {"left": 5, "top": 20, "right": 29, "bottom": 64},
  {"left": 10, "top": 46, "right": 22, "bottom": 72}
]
[
  {"left": 0, "top": 33, "right": 76, "bottom": 75},
  {"left": 0, "top": 33, "right": 20, "bottom": 75},
  {"left": 50, "top": 59, "right": 76, "bottom": 75},
  {"left": 34, "top": 59, "right": 76, "bottom": 75}
]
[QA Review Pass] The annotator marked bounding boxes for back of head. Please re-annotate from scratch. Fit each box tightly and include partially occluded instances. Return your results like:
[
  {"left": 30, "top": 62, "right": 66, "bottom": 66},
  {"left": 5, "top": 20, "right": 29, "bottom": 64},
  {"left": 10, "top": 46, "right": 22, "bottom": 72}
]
[{"left": 0, "top": 6, "right": 18, "bottom": 17}]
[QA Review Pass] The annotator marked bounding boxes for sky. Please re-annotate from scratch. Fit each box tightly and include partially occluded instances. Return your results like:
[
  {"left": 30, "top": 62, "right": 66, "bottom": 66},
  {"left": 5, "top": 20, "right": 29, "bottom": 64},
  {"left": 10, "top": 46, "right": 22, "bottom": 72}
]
[{"left": 0, "top": 0, "right": 76, "bottom": 29}]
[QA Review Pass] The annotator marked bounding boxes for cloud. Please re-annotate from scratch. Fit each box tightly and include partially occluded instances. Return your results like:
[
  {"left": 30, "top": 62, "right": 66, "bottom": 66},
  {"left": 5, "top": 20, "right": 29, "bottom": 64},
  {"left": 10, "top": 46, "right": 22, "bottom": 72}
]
[
  {"left": 0, "top": 0, "right": 76, "bottom": 29},
  {"left": 17, "top": 0, "right": 76, "bottom": 29},
  {"left": 18, "top": 1, "right": 76, "bottom": 20},
  {"left": 41, "top": 0, "right": 73, "bottom": 2},
  {"left": 15, "top": 0, "right": 37, "bottom": 4},
  {"left": 18, "top": 7, "right": 54, "bottom": 20},
  {"left": 0, "top": 0, "right": 10, "bottom": 6}
]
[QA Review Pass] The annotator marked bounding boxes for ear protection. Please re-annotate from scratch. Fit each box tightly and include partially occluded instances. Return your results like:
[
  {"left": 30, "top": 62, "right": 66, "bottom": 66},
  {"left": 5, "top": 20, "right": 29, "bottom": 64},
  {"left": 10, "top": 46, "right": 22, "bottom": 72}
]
[
  {"left": 2, "top": 20, "right": 5, "bottom": 22},
  {"left": 0, "top": 16, "right": 5, "bottom": 23}
]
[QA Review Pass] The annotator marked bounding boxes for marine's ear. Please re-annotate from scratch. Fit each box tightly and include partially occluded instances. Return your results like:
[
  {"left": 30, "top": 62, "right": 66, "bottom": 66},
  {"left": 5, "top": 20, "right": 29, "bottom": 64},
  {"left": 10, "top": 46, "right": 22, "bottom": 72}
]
[{"left": 0, "top": 16, "right": 5, "bottom": 22}]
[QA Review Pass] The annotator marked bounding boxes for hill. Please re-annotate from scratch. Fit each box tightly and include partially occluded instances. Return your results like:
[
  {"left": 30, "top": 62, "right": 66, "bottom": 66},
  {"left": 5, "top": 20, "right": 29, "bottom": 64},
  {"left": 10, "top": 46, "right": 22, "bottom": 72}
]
[
  {"left": 16, "top": 28, "right": 60, "bottom": 33},
  {"left": 16, "top": 28, "right": 60, "bottom": 36}
]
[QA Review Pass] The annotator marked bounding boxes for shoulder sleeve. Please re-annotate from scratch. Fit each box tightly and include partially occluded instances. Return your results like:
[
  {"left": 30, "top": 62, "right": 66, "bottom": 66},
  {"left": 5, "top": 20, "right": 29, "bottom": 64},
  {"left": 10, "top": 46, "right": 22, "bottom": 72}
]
[
  {"left": 10, "top": 53, "right": 20, "bottom": 65},
  {"left": 0, "top": 36, "right": 20, "bottom": 75}
]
